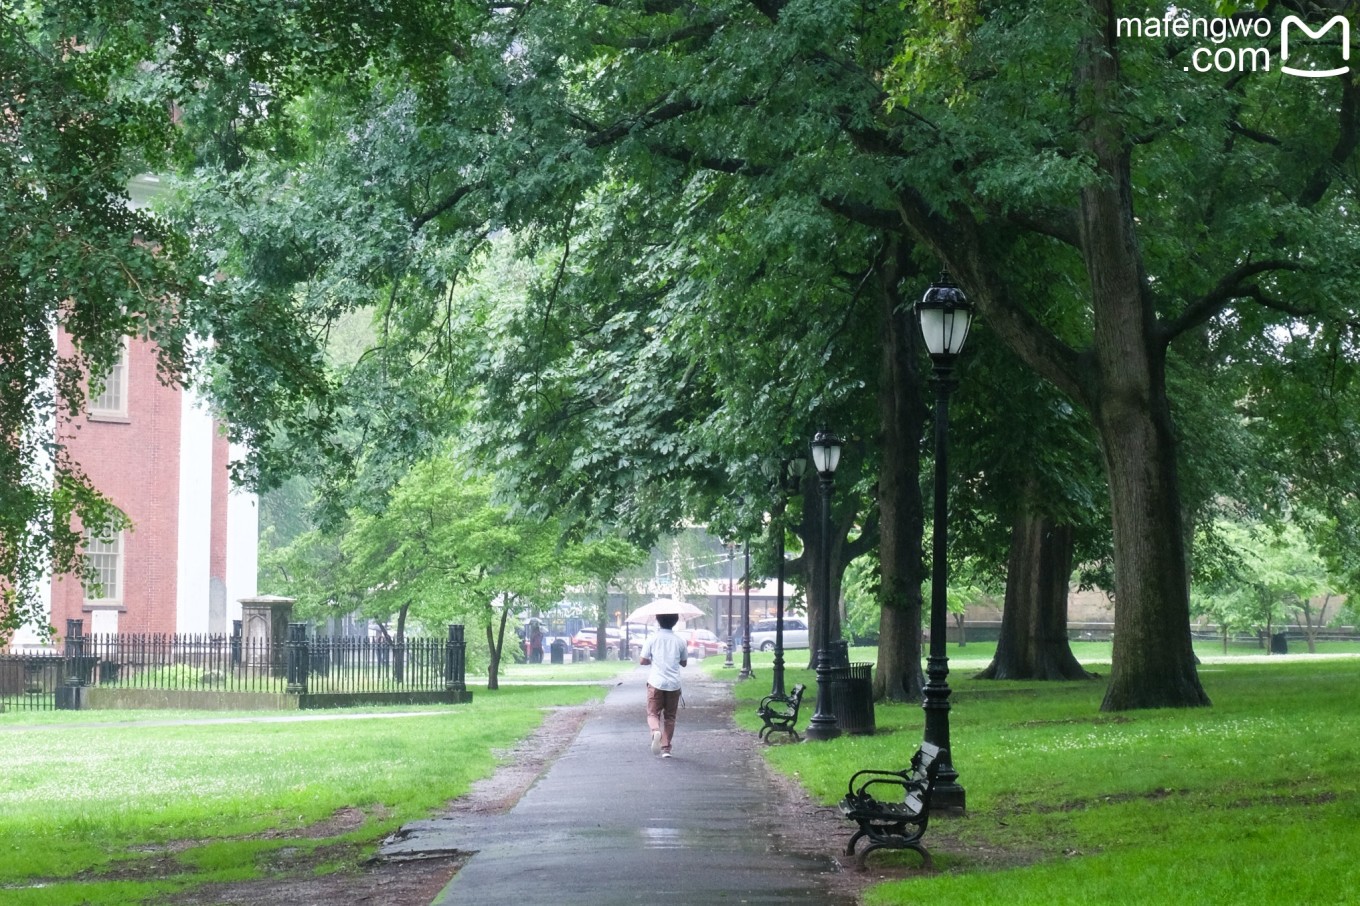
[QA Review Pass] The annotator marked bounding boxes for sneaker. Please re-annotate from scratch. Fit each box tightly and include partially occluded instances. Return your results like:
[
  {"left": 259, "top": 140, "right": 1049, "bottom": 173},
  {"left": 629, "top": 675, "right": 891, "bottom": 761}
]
[
  {"left": 661, "top": 752, "right": 673, "bottom": 759},
  {"left": 651, "top": 730, "right": 662, "bottom": 755}
]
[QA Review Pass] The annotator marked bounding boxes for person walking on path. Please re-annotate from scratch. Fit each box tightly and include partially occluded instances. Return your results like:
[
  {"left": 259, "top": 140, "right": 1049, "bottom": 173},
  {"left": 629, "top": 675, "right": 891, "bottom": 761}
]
[{"left": 639, "top": 613, "right": 689, "bottom": 757}]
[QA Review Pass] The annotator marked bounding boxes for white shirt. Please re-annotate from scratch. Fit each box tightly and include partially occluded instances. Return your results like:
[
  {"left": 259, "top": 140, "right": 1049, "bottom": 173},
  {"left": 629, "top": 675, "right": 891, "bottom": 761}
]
[{"left": 641, "top": 629, "right": 689, "bottom": 691}]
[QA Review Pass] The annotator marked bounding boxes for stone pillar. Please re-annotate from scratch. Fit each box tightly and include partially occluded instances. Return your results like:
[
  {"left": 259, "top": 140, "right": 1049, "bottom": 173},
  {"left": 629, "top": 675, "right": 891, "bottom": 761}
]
[{"left": 239, "top": 596, "right": 295, "bottom": 677}]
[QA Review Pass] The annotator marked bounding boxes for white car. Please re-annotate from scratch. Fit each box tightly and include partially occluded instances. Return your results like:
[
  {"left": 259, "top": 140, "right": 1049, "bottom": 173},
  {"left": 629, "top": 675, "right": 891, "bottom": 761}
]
[{"left": 746, "top": 617, "right": 809, "bottom": 652}]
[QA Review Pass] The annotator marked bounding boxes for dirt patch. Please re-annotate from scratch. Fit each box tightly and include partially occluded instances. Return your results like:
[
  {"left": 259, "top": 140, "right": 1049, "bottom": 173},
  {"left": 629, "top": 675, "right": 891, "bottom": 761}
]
[
  {"left": 161, "top": 853, "right": 463, "bottom": 906},
  {"left": 157, "top": 704, "right": 594, "bottom": 906}
]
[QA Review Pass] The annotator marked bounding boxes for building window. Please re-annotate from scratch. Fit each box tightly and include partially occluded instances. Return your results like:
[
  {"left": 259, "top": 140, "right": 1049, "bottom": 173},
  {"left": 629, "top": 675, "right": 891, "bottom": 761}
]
[
  {"left": 83, "top": 530, "right": 123, "bottom": 604},
  {"left": 89, "top": 341, "right": 129, "bottom": 419}
]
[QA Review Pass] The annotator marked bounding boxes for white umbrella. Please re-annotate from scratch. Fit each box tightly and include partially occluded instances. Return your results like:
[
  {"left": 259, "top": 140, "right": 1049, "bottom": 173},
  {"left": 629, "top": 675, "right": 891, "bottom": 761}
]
[{"left": 625, "top": 598, "right": 704, "bottom": 624}]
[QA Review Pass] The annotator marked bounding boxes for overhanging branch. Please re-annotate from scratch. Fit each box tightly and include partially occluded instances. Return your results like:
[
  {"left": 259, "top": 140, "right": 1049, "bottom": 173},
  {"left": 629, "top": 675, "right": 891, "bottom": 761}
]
[
  {"left": 893, "top": 187, "right": 1087, "bottom": 404},
  {"left": 412, "top": 185, "right": 473, "bottom": 234},
  {"left": 1162, "top": 258, "right": 1300, "bottom": 342},
  {"left": 1298, "top": 77, "right": 1360, "bottom": 208},
  {"left": 583, "top": 97, "right": 701, "bottom": 148}
]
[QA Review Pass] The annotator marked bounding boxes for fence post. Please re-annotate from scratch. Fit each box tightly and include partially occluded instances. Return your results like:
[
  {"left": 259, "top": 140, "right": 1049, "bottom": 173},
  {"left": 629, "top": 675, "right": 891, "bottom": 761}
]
[
  {"left": 445, "top": 624, "right": 466, "bottom": 693},
  {"left": 64, "top": 618, "right": 89, "bottom": 687},
  {"left": 231, "top": 619, "right": 242, "bottom": 667},
  {"left": 285, "top": 622, "right": 309, "bottom": 694}
]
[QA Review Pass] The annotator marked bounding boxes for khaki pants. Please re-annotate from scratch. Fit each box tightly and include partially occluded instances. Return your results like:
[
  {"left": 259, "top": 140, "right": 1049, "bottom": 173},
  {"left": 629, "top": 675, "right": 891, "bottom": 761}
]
[{"left": 646, "top": 684, "right": 682, "bottom": 753}]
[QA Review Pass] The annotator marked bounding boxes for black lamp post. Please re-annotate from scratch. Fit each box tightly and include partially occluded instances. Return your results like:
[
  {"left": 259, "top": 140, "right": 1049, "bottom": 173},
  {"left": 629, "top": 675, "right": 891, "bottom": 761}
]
[
  {"left": 739, "top": 541, "right": 754, "bottom": 680},
  {"left": 724, "top": 543, "right": 736, "bottom": 668},
  {"left": 803, "top": 429, "right": 843, "bottom": 741},
  {"left": 770, "top": 457, "right": 806, "bottom": 701},
  {"left": 916, "top": 271, "right": 974, "bottom": 813}
]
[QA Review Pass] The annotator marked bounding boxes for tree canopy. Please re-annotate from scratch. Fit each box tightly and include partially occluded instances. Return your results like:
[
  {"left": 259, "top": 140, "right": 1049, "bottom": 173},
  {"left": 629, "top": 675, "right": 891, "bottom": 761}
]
[
  {"left": 265, "top": 450, "right": 643, "bottom": 687},
  {"left": 7, "top": 0, "right": 1360, "bottom": 719},
  {"left": 2, "top": 4, "right": 195, "bottom": 638}
]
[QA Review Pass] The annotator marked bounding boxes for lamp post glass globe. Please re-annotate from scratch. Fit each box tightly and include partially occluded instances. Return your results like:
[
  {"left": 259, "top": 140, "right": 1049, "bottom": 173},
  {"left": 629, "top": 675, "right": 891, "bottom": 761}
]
[
  {"left": 810, "top": 430, "right": 842, "bottom": 476},
  {"left": 916, "top": 272, "right": 974, "bottom": 361}
]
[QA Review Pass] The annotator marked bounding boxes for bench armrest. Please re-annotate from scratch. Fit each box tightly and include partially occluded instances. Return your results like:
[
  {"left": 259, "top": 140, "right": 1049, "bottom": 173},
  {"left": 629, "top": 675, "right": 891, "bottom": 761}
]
[
  {"left": 758, "top": 687, "right": 803, "bottom": 712},
  {"left": 845, "top": 768, "right": 915, "bottom": 799}
]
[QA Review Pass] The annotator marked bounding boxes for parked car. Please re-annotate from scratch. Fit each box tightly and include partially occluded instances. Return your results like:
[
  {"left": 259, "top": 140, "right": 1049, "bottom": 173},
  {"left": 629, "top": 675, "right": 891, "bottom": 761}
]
[
  {"left": 675, "top": 628, "right": 723, "bottom": 658},
  {"left": 746, "top": 617, "right": 810, "bottom": 652},
  {"left": 571, "top": 626, "right": 640, "bottom": 659}
]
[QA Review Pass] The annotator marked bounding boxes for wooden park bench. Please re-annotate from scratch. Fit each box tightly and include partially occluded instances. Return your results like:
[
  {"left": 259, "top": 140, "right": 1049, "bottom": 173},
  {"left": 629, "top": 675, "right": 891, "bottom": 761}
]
[
  {"left": 838, "top": 742, "right": 946, "bottom": 868},
  {"left": 756, "top": 683, "right": 806, "bottom": 743}
]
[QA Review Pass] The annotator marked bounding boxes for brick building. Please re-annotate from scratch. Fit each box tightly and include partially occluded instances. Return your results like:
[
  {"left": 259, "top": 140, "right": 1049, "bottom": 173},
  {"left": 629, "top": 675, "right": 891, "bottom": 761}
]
[
  {"left": 39, "top": 334, "right": 259, "bottom": 639},
  {"left": 12, "top": 176, "right": 257, "bottom": 646}
]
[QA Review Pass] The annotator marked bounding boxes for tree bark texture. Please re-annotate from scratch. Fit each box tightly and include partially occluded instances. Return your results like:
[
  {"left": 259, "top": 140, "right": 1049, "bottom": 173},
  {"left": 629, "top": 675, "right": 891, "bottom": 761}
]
[
  {"left": 976, "top": 506, "right": 1092, "bottom": 681},
  {"left": 874, "top": 246, "right": 928, "bottom": 702},
  {"left": 1079, "top": 0, "right": 1208, "bottom": 710},
  {"left": 484, "top": 621, "right": 500, "bottom": 691},
  {"left": 799, "top": 477, "right": 857, "bottom": 670}
]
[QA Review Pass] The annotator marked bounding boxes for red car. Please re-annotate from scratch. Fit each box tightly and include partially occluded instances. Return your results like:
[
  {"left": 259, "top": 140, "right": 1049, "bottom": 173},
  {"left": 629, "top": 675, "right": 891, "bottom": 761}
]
[
  {"left": 675, "top": 628, "right": 723, "bottom": 658},
  {"left": 572, "top": 627, "right": 639, "bottom": 659}
]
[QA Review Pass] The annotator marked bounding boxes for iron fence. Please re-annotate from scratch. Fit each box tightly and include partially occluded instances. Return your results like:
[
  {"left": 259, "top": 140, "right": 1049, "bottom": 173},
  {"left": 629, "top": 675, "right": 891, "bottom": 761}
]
[
  {"left": 0, "top": 653, "right": 65, "bottom": 712},
  {"left": 1, "top": 622, "right": 467, "bottom": 711}
]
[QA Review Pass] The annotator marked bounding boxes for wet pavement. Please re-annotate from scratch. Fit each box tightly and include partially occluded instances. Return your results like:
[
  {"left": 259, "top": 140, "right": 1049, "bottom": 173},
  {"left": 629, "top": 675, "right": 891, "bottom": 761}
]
[{"left": 380, "top": 665, "right": 855, "bottom": 905}]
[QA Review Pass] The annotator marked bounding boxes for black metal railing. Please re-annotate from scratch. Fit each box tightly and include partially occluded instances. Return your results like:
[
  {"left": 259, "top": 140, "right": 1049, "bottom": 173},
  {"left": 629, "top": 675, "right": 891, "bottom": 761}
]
[
  {"left": 1, "top": 622, "right": 468, "bottom": 711},
  {"left": 0, "top": 653, "right": 66, "bottom": 712},
  {"left": 283, "top": 624, "right": 459, "bottom": 695}
]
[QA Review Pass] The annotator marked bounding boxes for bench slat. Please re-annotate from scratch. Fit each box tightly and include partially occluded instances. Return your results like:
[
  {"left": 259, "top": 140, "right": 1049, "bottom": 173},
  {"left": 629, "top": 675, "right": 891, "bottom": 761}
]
[
  {"left": 838, "top": 744, "right": 946, "bottom": 869},
  {"left": 756, "top": 683, "right": 805, "bottom": 744}
]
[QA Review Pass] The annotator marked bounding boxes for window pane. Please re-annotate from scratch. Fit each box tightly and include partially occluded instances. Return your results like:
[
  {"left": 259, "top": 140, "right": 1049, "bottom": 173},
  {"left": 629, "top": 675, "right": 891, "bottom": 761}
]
[
  {"left": 83, "top": 531, "right": 121, "bottom": 601},
  {"left": 90, "top": 345, "right": 128, "bottom": 415}
]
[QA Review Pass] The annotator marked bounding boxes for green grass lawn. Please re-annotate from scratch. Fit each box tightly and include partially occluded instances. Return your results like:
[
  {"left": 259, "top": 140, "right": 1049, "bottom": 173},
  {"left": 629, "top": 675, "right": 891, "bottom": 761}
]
[
  {"left": 0, "top": 685, "right": 604, "bottom": 905},
  {"left": 6, "top": 644, "right": 1356, "bottom": 905},
  {"left": 730, "top": 651, "right": 1360, "bottom": 905}
]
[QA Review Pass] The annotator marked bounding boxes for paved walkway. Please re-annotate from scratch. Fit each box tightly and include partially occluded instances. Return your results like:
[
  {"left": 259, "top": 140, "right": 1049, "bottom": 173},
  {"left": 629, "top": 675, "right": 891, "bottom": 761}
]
[{"left": 381, "top": 666, "right": 854, "bottom": 905}]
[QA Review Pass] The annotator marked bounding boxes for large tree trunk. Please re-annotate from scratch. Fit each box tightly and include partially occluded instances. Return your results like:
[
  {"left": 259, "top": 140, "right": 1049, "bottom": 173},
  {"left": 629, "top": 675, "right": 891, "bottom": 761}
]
[
  {"left": 976, "top": 506, "right": 1091, "bottom": 681},
  {"left": 874, "top": 245, "right": 928, "bottom": 702},
  {"left": 800, "top": 477, "right": 862, "bottom": 670},
  {"left": 1090, "top": 321, "right": 1207, "bottom": 710},
  {"left": 1080, "top": 0, "right": 1208, "bottom": 712}
]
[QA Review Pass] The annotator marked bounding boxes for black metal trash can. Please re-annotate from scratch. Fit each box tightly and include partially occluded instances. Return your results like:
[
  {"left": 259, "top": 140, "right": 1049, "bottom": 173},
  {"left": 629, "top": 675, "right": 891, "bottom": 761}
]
[
  {"left": 826, "top": 661, "right": 876, "bottom": 735},
  {"left": 550, "top": 639, "right": 567, "bottom": 664},
  {"left": 1270, "top": 632, "right": 1288, "bottom": 654}
]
